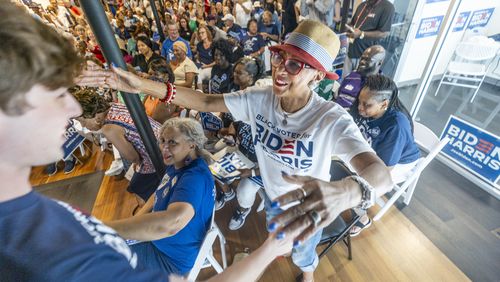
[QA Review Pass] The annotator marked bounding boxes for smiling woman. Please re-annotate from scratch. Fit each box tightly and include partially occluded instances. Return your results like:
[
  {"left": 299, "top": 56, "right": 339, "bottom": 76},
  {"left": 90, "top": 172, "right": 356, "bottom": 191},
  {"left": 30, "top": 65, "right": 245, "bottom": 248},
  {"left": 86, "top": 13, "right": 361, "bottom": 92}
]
[{"left": 77, "top": 19, "right": 394, "bottom": 282}]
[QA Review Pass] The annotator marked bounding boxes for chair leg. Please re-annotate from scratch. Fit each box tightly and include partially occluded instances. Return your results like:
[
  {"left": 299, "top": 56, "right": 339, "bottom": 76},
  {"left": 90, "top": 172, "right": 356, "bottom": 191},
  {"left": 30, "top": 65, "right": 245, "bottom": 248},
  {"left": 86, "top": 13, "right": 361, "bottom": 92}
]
[
  {"left": 436, "top": 82, "right": 455, "bottom": 111},
  {"left": 374, "top": 184, "right": 409, "bottom": 221},
  {"left": 347, "top": 235, "right": 352, "bottom": 260},
  {"left": 403, "top": 178, "right": 419, "bottom": 205},
  {"left": 207, "top": 254, "right": 223, "bottom": 273}
]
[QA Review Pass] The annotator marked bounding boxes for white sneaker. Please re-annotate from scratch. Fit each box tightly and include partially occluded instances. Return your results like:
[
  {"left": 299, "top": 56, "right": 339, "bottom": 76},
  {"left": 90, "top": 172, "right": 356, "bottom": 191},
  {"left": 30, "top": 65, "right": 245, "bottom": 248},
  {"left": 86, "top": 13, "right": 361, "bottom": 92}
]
[{"left": 105, "top": 159, "right": 124, "bottom": 176}]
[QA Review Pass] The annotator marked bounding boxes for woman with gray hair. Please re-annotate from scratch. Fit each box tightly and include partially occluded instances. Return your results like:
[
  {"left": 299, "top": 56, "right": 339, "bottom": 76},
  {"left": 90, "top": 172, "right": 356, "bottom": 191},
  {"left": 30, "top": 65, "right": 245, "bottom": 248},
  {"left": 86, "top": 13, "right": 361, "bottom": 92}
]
[{"left": 104, "top": 117, "right": 216, "bottom": 277}]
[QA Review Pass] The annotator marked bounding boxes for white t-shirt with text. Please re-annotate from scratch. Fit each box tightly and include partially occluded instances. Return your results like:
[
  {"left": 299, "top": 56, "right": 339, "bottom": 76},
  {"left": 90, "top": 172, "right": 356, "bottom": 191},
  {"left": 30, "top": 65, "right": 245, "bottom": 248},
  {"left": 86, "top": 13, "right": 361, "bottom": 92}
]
[{"left": 224, "top": 86, "right": 373, "bottom": 200}]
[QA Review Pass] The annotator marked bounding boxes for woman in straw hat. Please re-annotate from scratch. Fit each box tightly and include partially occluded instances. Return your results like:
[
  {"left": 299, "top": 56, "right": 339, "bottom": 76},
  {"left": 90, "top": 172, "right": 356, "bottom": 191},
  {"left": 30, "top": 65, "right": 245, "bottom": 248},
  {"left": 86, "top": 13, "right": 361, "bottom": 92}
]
[{"left": 78, "top": 20, "right": 393, "bottom": 281}]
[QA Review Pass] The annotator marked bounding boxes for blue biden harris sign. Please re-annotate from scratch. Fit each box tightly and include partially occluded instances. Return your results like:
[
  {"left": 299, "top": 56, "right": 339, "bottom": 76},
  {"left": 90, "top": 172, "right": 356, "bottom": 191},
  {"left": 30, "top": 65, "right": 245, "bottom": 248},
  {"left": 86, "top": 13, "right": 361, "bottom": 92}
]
[{"left": 441, "top": 116, "right": 499, "bottom": 187}]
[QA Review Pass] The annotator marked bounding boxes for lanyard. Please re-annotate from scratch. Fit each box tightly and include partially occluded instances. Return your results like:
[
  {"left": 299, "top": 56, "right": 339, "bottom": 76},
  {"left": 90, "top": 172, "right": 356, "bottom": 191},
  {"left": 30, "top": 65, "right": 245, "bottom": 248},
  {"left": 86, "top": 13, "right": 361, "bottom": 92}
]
[{"left": 353, "top": 0, "right": 381, "bottom": 29}]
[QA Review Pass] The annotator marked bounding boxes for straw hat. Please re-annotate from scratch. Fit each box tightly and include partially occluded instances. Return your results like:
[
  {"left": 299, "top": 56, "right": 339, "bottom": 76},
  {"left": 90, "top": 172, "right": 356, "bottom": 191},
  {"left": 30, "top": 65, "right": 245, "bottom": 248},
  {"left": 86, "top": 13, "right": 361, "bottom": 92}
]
[{"left": 269, "top": 20, "right": 340, "bottom": 80}]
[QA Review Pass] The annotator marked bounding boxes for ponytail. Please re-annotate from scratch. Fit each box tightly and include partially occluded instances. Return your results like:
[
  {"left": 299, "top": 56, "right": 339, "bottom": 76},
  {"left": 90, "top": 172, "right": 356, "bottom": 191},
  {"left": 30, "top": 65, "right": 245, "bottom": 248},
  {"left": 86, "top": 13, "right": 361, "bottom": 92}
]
[{"left": 364, "top": 74, "right": 414, "bottom": 132}]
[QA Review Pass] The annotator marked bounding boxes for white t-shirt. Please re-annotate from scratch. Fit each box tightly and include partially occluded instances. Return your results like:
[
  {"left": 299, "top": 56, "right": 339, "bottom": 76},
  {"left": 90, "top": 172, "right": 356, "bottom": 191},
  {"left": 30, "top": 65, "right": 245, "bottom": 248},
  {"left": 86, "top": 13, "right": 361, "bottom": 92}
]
[
  {"left": 224, "top": 86, "right": 373, "bottom": 200},
  {"left": 235, "top": 1, "right": 253, "bottom": 27}
]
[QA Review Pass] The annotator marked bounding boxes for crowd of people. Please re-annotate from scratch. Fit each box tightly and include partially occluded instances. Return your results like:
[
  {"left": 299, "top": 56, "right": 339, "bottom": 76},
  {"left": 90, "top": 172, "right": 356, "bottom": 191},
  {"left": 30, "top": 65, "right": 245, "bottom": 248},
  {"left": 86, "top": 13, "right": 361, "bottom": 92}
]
[{"left": 0, "top": 0, "right": 424, "bottom": 281}]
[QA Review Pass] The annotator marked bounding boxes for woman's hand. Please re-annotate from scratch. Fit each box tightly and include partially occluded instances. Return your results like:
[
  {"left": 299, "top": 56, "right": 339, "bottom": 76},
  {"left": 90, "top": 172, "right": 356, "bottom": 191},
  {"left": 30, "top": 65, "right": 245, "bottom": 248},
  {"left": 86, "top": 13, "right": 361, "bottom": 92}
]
[
  {"left": 268, "top": 173, "right": 357, "bottom": 246},
  {"left": 75, "top": 61, "right": 144, "bottom": 94}
]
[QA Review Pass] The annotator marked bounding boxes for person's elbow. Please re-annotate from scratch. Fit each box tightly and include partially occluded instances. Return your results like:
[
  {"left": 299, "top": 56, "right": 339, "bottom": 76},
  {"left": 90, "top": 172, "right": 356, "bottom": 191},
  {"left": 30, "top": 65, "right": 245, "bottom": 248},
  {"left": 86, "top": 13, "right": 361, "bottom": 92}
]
[{"left": 379, "top": 31, "right": 390, "bottom": 39}]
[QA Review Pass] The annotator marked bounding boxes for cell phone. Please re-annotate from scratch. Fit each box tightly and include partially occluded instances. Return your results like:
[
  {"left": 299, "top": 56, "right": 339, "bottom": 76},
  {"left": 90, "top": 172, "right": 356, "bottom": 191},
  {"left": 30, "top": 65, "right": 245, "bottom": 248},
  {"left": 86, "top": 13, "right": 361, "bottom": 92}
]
[{"left": 345, "top": 24, "right": 355, "bottom": 32}]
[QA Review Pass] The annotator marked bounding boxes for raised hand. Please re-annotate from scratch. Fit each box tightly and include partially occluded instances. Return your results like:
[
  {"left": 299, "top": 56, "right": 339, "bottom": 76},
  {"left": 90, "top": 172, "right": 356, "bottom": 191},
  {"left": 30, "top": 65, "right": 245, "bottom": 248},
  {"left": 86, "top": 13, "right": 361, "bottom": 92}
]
[
  {"left": 75, "top": 62, "right": 143, "bottom": 94},
  {"left": 268, "top": 173, "right": 354, "bottom": 246}
]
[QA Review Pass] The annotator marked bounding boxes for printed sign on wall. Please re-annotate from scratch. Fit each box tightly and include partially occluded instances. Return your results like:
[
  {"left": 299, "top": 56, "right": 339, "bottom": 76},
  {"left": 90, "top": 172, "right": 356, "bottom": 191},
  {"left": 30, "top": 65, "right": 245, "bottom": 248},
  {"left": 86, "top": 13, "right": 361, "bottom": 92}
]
[
  {"left": 416, "top": 16, "right": 444, "bottom": 39},
  {"left": 467, "top": 8, "right": 495, "bottom": 30},
  {"left": 440, "top": 116, "right": 500, "bottom": 187},
  {"left": 452, "top": 11, "right": 471, "bottom": 32}
]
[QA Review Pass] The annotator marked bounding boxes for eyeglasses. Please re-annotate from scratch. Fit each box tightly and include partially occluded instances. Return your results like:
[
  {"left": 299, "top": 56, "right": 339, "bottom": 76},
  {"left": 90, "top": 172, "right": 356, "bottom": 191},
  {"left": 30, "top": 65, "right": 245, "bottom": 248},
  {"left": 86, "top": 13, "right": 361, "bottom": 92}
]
[{"left": 270, "top": 51, "right": 312, "bottom": 75}]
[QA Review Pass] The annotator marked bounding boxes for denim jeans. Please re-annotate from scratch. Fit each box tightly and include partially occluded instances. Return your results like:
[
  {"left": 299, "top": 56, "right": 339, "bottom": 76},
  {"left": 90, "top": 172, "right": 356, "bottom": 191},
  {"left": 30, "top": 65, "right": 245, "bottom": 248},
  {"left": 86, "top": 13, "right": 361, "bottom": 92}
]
[
  {"left": 130, "top": 242, "right": 184, "bottom": 276},
  {"left": 263, "top": 193, "right": 322, "bottom": 273}
]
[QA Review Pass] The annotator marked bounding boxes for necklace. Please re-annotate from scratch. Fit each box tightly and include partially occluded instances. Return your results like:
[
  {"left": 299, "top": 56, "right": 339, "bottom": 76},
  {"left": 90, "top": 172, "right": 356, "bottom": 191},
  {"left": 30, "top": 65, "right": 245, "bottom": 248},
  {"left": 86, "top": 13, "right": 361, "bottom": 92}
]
[{"left": 280, "top": 91, "right": 313, "bottom": 126}]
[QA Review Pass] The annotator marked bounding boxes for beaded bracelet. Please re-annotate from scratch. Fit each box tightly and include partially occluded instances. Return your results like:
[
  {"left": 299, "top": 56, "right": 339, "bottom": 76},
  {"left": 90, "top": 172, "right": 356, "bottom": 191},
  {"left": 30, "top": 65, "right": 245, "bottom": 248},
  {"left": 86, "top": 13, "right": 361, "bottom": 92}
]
[{"left": 159, "top": 82, "right": 177, "bottom": 104}]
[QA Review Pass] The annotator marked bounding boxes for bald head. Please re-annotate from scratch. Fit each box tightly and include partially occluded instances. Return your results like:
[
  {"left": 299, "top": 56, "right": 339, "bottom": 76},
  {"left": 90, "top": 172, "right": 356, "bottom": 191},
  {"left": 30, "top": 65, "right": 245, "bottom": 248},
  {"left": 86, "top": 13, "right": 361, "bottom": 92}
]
[{"left": 357, "top": 45, "right": 386, "bottom": 76}]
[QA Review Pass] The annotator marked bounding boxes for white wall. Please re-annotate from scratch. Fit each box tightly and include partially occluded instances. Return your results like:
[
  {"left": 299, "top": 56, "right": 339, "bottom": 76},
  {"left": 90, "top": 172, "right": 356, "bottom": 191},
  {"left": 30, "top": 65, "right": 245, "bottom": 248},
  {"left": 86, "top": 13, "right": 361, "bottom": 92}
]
[{"left": 396, "top": 0, "right": 499, "bottom": 84}]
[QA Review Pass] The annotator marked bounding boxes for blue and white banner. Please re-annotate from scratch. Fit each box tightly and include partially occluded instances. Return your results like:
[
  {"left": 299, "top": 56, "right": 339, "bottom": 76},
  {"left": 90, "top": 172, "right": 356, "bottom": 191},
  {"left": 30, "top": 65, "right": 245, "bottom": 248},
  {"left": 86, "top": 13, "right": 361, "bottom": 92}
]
[
  {"left": 416, "top": 16, "right": 444, "bottom": 39},
  {"left": 333, "top": 33, "right": 348, "bottom": 67},
  {"left": 440, "top": 116, "right": 499, "bottom": 186},
  {"left": 199, "top": 112, "right": 223, "bottom": 132},
  {"left": 467, "top": 8, "right": 495, "bottom": 30},
  {"left": 452, "top": 11, "right": 471, "bottom": 32},
  {"left": 63, "top": 122, "right": 85, "bottom": 160}
]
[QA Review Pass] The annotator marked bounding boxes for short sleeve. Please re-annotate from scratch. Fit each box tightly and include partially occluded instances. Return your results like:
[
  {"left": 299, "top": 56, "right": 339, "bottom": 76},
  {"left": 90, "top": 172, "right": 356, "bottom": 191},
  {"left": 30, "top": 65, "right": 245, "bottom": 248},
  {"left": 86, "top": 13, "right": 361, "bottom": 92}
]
[
  {"left": 332, "top": 113, "right": 374, "bottom": 163},
  {"left": 378, "top": 3, "right": 395, "bottom": 32},
  {"left": 373, "top": 123, "right": 406, "bottom": 167},
  {"left": 184, "top": 59, "right": 199, "bottom": 74},
  {"left": 223, "top": 89, "right": 252, "bottom": 123},
  {"left": 169, "top": 171, "right": 205, "bottom": 209}
]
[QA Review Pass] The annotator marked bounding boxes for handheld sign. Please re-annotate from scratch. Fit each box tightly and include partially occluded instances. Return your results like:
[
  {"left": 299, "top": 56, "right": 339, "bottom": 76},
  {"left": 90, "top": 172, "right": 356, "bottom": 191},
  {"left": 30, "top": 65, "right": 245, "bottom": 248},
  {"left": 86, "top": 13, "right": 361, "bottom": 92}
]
[
  {"left": 199, "top": 112, "right": 223, "bottom": 132},
  {"left": 210, "top": 147, "right": 255, "bottom": 185},
  {"left": 62, "top": 121, "right": 86, "bottom": 161}
]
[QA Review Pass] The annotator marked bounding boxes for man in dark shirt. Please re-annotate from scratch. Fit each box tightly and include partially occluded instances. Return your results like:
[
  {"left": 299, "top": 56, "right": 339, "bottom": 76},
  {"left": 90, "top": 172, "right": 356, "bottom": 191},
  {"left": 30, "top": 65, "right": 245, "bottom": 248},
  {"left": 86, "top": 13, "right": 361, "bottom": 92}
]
[{"left": 344, "top": 0, "right": 394, "bottom": 75}]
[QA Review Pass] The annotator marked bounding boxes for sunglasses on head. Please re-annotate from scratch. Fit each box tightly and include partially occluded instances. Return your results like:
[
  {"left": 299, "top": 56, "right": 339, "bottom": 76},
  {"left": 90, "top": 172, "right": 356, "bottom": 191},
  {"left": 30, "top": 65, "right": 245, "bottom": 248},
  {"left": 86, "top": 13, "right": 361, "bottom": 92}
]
[{"left": 270, "top": 51, "right": 312, "bottom": 75}]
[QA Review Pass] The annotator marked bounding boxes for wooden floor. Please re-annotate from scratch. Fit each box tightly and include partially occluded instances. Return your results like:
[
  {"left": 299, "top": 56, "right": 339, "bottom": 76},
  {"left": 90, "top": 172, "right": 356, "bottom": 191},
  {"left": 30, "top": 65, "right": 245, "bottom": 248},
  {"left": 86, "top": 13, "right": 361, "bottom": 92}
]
[{"left": 30, "top": 145, "right": 470, "bottom": 282}]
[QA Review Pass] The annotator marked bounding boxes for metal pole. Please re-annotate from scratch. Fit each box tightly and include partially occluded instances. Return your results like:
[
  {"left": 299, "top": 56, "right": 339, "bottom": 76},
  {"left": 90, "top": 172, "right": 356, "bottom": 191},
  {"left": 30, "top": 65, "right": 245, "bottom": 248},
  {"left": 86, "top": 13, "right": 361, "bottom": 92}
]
[
  {"left": 157, "top": 0, "right": 166, "bottom": 19},
  {"left": 80, "top": 0, "right": 165, "bottom": 178},
  {"left": 150, "top": 0, "right": 166, "bottom": 43}
]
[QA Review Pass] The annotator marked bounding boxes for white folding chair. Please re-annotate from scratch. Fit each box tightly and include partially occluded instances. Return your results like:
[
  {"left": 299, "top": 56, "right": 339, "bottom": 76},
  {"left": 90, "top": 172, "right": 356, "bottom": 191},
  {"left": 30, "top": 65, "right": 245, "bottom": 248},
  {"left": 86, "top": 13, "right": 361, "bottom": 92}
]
[
  {"left": 434, "top": 38, "right": 498, "bottom": 111},
  {"left": 187, "top": 206, "right": 227, "bottom": 281},
  {"left": 373, "top": 122, "right": 450, "bottom": 221}
]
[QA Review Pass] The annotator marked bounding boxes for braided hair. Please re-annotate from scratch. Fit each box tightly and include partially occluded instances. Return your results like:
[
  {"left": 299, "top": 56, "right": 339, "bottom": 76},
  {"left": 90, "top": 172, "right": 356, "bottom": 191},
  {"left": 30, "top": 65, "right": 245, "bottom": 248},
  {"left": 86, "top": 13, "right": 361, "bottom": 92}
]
[{"left": 363, "top": 74, "right": 414, "bottom": 132}]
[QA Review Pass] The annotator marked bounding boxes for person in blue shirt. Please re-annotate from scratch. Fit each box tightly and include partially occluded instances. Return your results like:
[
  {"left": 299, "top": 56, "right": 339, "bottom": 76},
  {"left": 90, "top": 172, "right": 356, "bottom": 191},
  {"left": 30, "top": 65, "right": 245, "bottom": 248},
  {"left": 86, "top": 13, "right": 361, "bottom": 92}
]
[
  {"left": 351, "top": 74, "right": 420, "bottom": 236},
  {"left": 161, "top": 21, "right": 193, "bottom": 62},
  {"left": 240, "top": 19, "right": 266, "bottom": 58},
  {"left": 259, "top": 10, "right": 280, "bottom": 43},
  {"left": 104, "top": 118, "right": 215, "bottom": 276}
]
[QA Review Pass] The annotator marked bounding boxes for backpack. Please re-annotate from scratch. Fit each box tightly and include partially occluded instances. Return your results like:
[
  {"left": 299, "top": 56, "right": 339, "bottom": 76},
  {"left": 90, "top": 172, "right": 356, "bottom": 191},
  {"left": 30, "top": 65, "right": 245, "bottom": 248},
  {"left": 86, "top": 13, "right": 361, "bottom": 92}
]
[{"left": 335, "top": 72, "right": 364, "bottom": 110}]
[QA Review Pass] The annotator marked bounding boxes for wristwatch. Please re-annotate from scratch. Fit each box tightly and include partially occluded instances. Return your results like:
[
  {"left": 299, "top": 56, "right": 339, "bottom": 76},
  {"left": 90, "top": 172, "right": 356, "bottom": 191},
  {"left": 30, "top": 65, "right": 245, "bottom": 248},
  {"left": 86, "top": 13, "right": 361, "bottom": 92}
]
[
  {"left": 360, "top": 31, "right": 365, "bottom": 39},
  {"left": 349, "top": 175, "right": 376, "bottom": 210}
]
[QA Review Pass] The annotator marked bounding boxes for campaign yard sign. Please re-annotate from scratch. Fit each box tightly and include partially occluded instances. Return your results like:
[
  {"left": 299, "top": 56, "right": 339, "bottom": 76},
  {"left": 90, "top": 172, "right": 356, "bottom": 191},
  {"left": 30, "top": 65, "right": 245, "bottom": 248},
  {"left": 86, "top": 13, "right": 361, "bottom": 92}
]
[
  {"left": 416, "top": 16, "right": 444, "bottom": 39},
  {"left": 63, "top": 124, "right": 86, "bottom": 160},
  {"left": 199, "top": 112, "right": 223, "bottom": 132},
  {"left": 467, "top": 8, "right": 495, "bottom": 30},
  {"left": 453, "top": 11, "right": 471, "bottom": 32},
  {"left": 440, "top": 116, "right": 499, "bottom": 186}
]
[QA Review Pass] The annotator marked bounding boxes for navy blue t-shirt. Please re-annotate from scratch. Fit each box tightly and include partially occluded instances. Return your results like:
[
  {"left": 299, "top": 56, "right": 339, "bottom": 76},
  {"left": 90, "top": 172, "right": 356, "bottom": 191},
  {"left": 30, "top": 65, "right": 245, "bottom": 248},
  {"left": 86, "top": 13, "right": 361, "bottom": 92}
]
[
  {"left": 355, "top": 108, "right": 420, "bottom": 166},
  {"left": 0, "top": 191, "right": 163, "bottom": 281},
  {"left": 152, "top": 158, "right": 215, "bottom": 275},
  {"left": 210, "top": 64, "right": 234, "bottom": 94},
  {"left": 240, "top": 33, "right": 266, "bottom": 56},
  {"left": 196, "top": 41, "right": 214, "bottom": 66}
]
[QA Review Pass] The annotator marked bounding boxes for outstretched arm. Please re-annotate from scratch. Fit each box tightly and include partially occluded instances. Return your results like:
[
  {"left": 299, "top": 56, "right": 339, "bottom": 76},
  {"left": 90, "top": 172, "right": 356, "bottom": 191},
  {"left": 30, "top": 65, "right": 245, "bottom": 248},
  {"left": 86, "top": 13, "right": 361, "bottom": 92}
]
[{"left": 76, "top": 64, "right": 229, "bottom": 113}]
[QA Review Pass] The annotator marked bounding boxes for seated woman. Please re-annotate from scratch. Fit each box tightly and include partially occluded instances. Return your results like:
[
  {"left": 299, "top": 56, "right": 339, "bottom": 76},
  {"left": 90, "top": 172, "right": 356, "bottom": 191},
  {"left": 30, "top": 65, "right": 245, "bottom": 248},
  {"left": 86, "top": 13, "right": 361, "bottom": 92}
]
[
  {"left": 209, "top": 39, "right": 235, "bottom": 94},
  {"left": 132, "top": 36, "right": 162, "bottom": 73},
  {"left": 195, "top": 25, "right": 216, "bottom": 88},
  {"left": 104, "top": 118, "right": 215, "bottom": 277},
  {"left": 218, "top": 57, "right": 266, "bottom": 231},
  {"left": 72, "top": 87, "right": 162, "bottom": 208},
  {"left": 240, "top": 19, "right": 266, "bottom": 58},
  {"left": 350, "top": 74, "right": 420, "bottom": 236},
  {"left": 170, "top": 41, "right": 199, "bottom": 88}
]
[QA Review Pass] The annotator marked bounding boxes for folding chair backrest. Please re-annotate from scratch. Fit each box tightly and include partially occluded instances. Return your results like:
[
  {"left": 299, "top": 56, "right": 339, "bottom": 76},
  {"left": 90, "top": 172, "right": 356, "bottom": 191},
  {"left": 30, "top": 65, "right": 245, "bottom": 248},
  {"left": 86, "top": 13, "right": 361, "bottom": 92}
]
[
  {"left": 413, "top": 121, "right": 440, "bottom": 152},
  {"left": 455, "top": 41, "right": 498, "bottom": 62}
]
